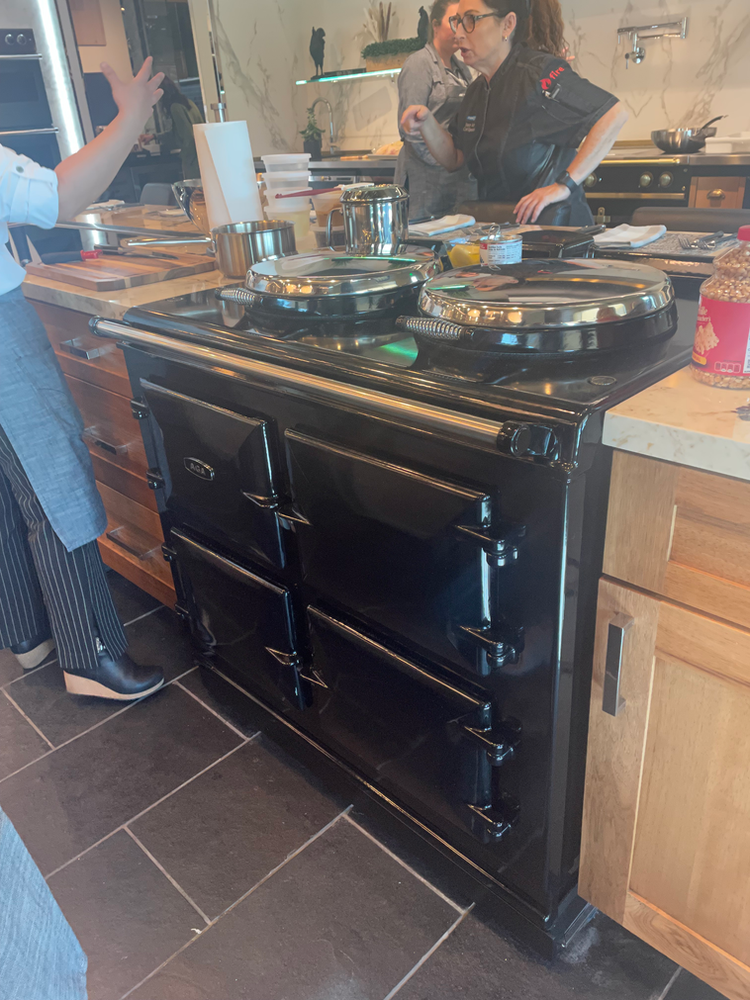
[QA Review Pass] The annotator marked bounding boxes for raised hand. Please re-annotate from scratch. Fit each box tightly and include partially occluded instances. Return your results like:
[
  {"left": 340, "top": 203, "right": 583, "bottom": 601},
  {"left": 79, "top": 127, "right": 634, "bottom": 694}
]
[
  {"left": 100, "top": 56, "right": 164, "bottom": 127},
  {"left": 401, "top": 104, "right": 433, "bottom": 135}
]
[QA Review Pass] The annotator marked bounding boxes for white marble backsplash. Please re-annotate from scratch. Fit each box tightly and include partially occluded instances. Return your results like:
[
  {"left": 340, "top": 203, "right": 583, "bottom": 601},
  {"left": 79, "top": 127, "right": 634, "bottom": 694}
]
[{"left": 188, "top": 0, "right": 750, "bottom": 155}]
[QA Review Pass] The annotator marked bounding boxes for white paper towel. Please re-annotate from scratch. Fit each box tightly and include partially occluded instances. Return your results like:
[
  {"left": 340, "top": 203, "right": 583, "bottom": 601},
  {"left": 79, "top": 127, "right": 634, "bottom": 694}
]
[{"left": 194, "top": 121, "right": 263, "bottom": 231}]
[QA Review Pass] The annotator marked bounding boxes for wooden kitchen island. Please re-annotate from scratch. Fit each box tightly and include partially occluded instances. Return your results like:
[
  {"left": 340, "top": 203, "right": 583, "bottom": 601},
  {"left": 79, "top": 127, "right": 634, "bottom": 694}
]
[
  {"left": 21, "top": 263, "right": 230, "bottom": 608},
  {"left": 580, "top": 367, "right": 750, "bottom": 1000}
]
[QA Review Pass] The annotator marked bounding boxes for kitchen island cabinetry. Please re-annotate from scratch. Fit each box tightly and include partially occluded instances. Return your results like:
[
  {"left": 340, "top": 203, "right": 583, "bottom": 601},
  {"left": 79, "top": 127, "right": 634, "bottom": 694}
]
[{"left": 580, "top": 395, "right": 750, "bottom": 999}]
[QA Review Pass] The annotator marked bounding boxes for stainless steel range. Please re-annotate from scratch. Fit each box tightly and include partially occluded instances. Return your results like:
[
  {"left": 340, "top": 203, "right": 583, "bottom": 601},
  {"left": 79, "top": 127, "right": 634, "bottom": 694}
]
[{"left": 91, "top": 255, "right": 700, "bottom": 954}]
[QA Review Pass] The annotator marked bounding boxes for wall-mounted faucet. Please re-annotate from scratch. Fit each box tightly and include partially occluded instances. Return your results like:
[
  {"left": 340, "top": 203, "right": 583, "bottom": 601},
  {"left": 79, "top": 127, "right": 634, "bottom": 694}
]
[
  {"left": 617, "top": 17, "right": 688, "bottom": 68},
  {"left": 311, "top": 98, "right": 339, "bottom": 155}
]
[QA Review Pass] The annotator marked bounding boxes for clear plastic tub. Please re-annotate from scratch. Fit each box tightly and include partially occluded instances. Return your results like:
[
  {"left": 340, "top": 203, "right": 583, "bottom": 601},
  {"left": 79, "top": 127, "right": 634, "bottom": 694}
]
[
  {"left": 261, "top": 170, "right": 311, "bottom": 188},
  {"left": 261, "top": 153, "right": 311, "bottom": 173},
  {"left": 273, "top": 207, "right": 311, "bottom": 240}
]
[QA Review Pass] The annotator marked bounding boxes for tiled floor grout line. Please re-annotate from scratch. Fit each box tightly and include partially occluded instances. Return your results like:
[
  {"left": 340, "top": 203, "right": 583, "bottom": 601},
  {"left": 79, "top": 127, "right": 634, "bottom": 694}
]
[
  {"left": 118, "top": 806, "right": 353, "bottom": 1000},
  {"left": 382, "top": 903, "right": 475, "bottom": 1000},
  {"left": 0, "top": 665, "right": 199, "bottom": 787},
  {"left": 173, "top": 679, "right": 252, "bottom": 740},
  {"left": 124, "top": 826, "right": 212, "bottom": 925},
  {"left": 44, "top": 738, "right": 253, "bottom": 881},
  {"left": 657, "top": 967, "right": 684, "bottom": 1000},
  {"left": 344, "top": 813, "right": 466, "bottom": 915},
  {"left": 122, "top": 605, "right": 163, "bottom": 629},
  {"left": 2, "top": 656, "right": 58, "bottom": 688},
  {"left": 1, "top": 687, "right": 55, "bottom": 750}
]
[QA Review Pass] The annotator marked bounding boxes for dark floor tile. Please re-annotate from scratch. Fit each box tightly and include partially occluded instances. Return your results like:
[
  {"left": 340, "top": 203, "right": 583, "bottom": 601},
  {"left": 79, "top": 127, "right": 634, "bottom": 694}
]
[
  {"left": 0, "top": 647, "right": 21, "bottom": 687},
  {"left": 0, "top": 684, "right": 242, "bottom": 875},
  {"left": 48, "top": 830, "right": 200, "bottom": 1000},
  {"left": 178, "top": 666, "right": 264, "bottom": 739},
  {"left": 125, "top": 606, "right": 196, "bottom": 682},
  {"left": 128, "top": 818, "right": 459, "bottom": 1000},
  {"left": 396, "top": 909, "right": 677, "bottom": 1000},
  {"left": 130, "top": 735, "right": 348, "bottom": 918},
  {"left": 0, "top": 692, "right": 49, "bottom": 780},
  {"left": 666, "top": 970, "right": 728, "bottom": 1000},
  {"left": 6, "top": 660, "right": 130, "bottom": 748},
  {"left": 108, "top": 570, "right": 162, "bottom": 625}
]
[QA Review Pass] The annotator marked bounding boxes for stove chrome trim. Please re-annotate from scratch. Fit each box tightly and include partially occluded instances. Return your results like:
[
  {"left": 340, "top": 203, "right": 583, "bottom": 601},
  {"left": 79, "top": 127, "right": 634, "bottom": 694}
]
[
  {"left": 91, "top": 319, "right": 507, "bottom": 449},
  {"left": 585, "top": 192, "right": 686, "bottom": 201}
]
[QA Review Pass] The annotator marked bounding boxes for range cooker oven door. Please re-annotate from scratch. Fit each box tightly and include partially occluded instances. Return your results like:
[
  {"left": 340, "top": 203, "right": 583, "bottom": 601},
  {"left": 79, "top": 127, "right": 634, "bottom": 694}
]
[
  {"left": 170, "top": 530, "right": 306, "bottom": 712},
  {"left": 303, "top": 607, "right": 517, "bottom": 843},
  {"left": 283, "top": 430, "right": 519, "bottom": 677},
  {"left": 139, "top": 380, "right": 285, "bottom": 570}
]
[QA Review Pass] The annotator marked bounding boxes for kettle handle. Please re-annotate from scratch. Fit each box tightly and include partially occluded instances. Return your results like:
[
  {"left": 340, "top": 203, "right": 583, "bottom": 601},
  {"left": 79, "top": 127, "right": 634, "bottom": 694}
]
[{"left": 326, "top": 208, "right": 345, "bottom": 250}]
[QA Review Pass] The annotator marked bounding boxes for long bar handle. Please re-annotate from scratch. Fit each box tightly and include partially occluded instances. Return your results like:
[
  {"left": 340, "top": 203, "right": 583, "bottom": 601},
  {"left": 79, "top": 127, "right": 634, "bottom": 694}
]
[{"left": 603, "top": 613, "right": 634, "bottom": 717}]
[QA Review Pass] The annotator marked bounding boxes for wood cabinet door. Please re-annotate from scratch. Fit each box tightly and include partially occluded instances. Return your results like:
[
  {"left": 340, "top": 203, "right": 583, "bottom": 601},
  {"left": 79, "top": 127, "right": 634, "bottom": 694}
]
[
  {"left": 603, "top": 451, "right": 750, "bottom": 631},
  {"left": 580, "top": 578, "right": 750, "bottom": 1000},
  {"left": 689, "top": 176, "right": 747, "bottom": 209}
]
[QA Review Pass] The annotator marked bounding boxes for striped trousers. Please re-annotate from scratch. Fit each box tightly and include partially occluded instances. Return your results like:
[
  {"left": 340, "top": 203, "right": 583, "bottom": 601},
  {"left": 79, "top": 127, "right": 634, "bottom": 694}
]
[{"left": 0, "top": 423, "right": 126, "bottom": 674}]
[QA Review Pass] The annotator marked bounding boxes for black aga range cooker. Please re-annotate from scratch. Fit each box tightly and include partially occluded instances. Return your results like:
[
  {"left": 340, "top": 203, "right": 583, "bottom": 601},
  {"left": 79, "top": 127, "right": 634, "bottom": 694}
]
[{"left": 92, "top": 253, "right": 700, "bottom": 952}]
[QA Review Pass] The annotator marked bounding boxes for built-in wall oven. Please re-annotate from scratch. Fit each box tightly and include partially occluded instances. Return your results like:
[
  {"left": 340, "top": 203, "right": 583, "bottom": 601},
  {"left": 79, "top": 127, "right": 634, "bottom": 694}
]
[{"left": 0, "top": 29, "right": 59, "bottom": 168}]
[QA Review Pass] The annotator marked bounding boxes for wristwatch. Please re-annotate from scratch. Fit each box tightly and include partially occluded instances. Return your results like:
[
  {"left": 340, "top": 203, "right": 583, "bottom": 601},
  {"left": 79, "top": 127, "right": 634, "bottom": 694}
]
[{"left": 555, "top": 170, "right": 578, "bottom": 194}]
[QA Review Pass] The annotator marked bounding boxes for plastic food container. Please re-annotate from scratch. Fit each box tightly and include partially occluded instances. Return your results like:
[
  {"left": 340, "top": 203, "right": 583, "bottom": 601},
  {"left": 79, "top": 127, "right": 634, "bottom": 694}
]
[
  {"left": 261, "top": 153, "right": 311, "bottom": 173},
  {"left": 692, "top": 225, "right": 750, "bottom": 388}
]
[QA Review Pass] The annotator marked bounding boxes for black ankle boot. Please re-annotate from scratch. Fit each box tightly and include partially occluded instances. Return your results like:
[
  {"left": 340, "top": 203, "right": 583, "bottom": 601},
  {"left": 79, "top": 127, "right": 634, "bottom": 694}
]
[
  {"left": 64, "top": 638, "right": 164, "bottom": 700},
  {"left": 10, "top": 630, "right": 55, "bottom": 670}
]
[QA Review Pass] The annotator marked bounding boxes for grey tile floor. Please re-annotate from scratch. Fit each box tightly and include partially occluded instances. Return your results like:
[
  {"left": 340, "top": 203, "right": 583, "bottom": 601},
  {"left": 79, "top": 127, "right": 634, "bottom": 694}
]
[{"left": 0, "top": 572, "right": 730, "bottom": 1000}]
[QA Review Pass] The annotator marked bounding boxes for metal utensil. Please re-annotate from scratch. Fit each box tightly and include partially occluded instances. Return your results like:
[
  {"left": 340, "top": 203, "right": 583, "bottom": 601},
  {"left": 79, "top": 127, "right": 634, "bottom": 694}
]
[
  {"left": 212, "top": 220, "right": 297, "bottom": 279},
  {"left": 651, "top": 115, "right": 727, "bottom": 153},
  {"left": 335, "top": 184, "right": 409, "bottom": 255}
]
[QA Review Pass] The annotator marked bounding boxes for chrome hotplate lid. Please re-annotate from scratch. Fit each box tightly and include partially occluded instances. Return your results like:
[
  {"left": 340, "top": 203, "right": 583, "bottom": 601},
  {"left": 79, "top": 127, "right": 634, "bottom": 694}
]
[{"left": 419, "top": 259, "right": 674, "bottom": 330}]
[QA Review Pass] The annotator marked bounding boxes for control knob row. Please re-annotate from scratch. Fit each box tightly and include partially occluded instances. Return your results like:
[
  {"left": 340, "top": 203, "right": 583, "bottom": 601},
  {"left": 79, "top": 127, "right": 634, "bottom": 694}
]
[
  {"left": 639, "top": 171, "right": 674, "bottom": 189},
  {"left": 4, "top": 33, "right": 29, "bottom": 46}
]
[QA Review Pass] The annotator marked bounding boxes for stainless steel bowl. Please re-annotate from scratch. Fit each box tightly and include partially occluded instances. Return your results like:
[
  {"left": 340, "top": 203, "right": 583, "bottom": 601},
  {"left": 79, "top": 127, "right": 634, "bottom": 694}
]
[
  {"left": 172, "top": 179, "right": 211, "bottom": 235},
  {"left": 212, "top": 220, "right": 297, "bottom": 279},
  {"left": 651, "top": 128, "right": 707, "bottom": 153}
]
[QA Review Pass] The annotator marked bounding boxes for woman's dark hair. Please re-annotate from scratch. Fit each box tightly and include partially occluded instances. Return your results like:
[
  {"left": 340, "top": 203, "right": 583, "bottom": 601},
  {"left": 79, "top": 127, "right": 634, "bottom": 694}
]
[
  {"left": 428, "top": 0, "right": 454, "bottom": 39},
  {"left": 483, "top": 0, "right": 567, "bottom": 57},
  {"left": 159, "top": 75, "right": 190, "bottom": 110}
]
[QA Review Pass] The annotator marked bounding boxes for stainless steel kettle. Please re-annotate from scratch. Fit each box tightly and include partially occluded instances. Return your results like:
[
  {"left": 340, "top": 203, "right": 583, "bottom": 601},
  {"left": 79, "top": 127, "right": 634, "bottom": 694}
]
[{"left": 328, "top": 184, "right": 409, "bottom": 255}]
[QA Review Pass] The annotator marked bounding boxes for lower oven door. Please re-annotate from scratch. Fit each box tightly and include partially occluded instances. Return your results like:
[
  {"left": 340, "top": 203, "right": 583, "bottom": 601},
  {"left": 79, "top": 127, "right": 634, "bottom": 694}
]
[
  {"left": 283, "top": 430, "right": 515, "bottom": 677},
  {"left": 170, "top": 530, "right": 306, "bottom": 712},
  {"left": 141, "top": 380, "right": 285, "bottom": 569},
  {"left": 303, "top": 606, "right": 516, "bottom": 843}
]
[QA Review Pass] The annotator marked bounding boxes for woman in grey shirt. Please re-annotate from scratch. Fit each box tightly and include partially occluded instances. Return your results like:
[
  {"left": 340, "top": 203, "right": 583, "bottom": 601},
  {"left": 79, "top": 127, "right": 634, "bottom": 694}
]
[{"left": 395, "top": 0, "right": 476, "bottom": 219}]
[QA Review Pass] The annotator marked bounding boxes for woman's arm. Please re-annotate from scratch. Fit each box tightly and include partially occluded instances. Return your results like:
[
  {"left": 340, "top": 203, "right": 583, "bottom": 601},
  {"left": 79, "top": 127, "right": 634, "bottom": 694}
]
[
  {"left": 400, "top": 105, "right": 465, "bottom": 173},
  {"left": 514, "top": 101, "right": 629, "bottom": 224},
  {"left": 55, "top": 58, "right": 164, "bottom": 220}
]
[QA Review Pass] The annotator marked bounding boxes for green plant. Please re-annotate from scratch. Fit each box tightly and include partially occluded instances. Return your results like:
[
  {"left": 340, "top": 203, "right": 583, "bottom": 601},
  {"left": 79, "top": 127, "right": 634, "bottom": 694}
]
[
  {"left": 361, "top": 36, "right": 424, "bottom": 59},
  {"left": 300, "top": 106, "right": 323, "bottom": 142}
]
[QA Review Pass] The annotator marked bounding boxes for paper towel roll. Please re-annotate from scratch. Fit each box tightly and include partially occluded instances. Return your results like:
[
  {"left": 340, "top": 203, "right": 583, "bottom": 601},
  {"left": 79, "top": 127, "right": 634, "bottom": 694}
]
[{"left": 194, "top": 121, "right": 263, "bottom": 231}]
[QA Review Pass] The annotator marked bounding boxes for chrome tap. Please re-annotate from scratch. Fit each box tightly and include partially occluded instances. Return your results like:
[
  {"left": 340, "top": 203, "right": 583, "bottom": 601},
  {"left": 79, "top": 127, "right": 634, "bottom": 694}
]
[{"left": 311, "top": 98, "right": 339, "bottom": 154}]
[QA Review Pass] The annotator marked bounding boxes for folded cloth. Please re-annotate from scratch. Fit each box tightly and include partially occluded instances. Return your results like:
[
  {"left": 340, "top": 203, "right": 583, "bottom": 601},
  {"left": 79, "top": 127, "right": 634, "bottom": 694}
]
[
  {"left": 409, "top": 213, "right": 476, "bottom": 236},
  {"left": 594, "top": 224, "right": 667, "bottom": 249}
]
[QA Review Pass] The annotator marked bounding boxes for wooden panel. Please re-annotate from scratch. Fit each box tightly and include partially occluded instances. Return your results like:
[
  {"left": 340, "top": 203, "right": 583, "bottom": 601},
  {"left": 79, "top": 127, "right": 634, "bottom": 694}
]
[
  {"left": 690, "top": 176, "right": 746, "bottom": 210},
  {"left": 603, "top": 452, "right": 750, "bottom": 631},
  {"left": 99, "top": 536, "right": 176, "bottom": 609},
  {"left": 578, "top": 579, "right": 660, "bottom": 923},
  {"left": 629, "top": 611, "right": 750, "bottom": 966},
  {"left": 26, "top": 253, "right": 215, "bottom": 291},
  {"left": 65, "top": 375, "right": 148, "bottom": 478},
  {"left": 31, "top": 300, "right": 131, "bottom": 396},
  {"left": 602, "top": 451, "right": 678, "bottom": 594},
  {"left": 624, "top": 894, "right": 750, "bottom": 1000},
  {"left": 89, "top": 452, "right": 157, "bottom": 511}
]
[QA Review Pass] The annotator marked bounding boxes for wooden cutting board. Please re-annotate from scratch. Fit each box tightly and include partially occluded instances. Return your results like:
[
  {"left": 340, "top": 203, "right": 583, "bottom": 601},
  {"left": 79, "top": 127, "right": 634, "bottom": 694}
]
[{"left": 26, "top": 252, "right": 216, "bottom": 291}]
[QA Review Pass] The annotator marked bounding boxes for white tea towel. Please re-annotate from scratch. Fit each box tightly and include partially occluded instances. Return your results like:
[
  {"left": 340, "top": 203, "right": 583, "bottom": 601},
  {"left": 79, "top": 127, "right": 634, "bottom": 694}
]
[
  {"left": 409, "top": 214, "right": 476, "bottom": 236},
  {"left": 594, "top": 224, "right": 667, "bottom": 249}
]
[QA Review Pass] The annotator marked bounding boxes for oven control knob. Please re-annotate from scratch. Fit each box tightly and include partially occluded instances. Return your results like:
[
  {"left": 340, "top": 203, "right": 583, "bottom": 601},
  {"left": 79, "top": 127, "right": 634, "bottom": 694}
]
[
  {"left": 4, "top": 34, "right": 13, "bottom": 45},
  {"left": 498, "top": 422, "right": 558, "bottom": 459},
  {"left": 584, "top": 174, "right": 597, "bottom": 190},
  {"left": 659, "top": 172, "right": 674, "bottom": 188},
  {"left": 16, "top": 33, "right": 27, "bottom": 45},
  {"left": 639, "top": 172, "right": 654, "bottom": 188}
]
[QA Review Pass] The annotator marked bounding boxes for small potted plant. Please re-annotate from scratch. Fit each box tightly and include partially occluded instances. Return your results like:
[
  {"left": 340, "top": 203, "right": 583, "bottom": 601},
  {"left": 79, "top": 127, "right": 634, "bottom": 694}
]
[{"left": 300, "top": 107, "right": 324, "bottom": 160}]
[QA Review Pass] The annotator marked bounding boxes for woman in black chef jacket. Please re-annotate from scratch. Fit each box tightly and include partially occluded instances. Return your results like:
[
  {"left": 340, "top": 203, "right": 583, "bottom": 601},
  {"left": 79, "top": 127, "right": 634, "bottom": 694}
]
[{"left": 400, "top": 0, "right": 628, "bottom": 225}]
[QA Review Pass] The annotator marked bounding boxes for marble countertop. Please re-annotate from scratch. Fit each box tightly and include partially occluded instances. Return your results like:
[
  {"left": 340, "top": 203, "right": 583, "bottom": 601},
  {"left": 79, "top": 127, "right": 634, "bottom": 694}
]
[
  {"left": 603, "top": 366, "right": 750, "bottom": 481},
  {"left": 22, "top": 268, "right": 230, "bottom": 320}
]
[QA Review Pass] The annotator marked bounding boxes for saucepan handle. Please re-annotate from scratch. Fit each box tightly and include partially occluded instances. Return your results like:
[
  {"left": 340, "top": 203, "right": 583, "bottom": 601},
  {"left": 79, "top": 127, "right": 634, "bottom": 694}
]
[{"left": 395, "top": 315, "right": 473, "bottom": 342}]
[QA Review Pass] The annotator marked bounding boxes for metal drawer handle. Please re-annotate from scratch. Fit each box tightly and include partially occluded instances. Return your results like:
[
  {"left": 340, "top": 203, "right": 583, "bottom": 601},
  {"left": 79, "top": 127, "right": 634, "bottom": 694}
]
[
  {"left": 61, "top": 338, "right": 109, "bottom": 361},
  {"left": 602, "top": 613, "right": 634, "bottom": 717},
  {"left": 106, "top": 527, "right": 159, "bottom": 561},
  {"left": 82, "top": 428, "right": 128, "bottom": 457},
  {"left": 707, "top": 189, "right": 726, "bottom": 200}
]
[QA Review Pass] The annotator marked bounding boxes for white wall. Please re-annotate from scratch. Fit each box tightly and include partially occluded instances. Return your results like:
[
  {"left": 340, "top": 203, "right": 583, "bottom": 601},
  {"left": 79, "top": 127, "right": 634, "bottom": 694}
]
[{"left": 186, "top": 0, "right": 750, "bottom": 156}]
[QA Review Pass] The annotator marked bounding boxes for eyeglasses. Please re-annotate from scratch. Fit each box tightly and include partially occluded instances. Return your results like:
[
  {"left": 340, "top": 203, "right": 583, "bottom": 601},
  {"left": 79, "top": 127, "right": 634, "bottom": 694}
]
[{"left": 448, "top": 12, "right": 500, "bottom": 33}]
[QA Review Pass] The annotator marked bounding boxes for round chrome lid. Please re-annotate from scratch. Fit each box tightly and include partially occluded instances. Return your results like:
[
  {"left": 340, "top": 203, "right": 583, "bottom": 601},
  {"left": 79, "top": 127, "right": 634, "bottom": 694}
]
[
  {"left": 418, "top": 259, "right": 674, "bottom": 329},
  {"left": 340, "top": 184, "right": 408, "bottom": 204},
  {"left": 246, "top": 247, "right": 440, "bottom": 299}
]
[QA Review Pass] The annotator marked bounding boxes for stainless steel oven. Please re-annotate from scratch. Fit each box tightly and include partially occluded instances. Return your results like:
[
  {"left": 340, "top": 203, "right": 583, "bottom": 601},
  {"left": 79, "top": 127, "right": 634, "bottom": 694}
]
[{"left": 0, "top": 28, "right": 59, "bottom": 167}]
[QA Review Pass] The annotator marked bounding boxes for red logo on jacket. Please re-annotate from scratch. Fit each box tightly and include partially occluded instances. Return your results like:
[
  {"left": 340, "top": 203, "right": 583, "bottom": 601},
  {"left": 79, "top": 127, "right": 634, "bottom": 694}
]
[{"left": 541, "top": 65, "right": 566, "bottom": 91}]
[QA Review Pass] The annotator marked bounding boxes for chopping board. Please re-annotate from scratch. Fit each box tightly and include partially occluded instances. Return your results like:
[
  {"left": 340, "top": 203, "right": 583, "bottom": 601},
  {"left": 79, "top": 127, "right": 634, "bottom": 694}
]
[{"left": 26, "top": 252, "right": 216, "bottom": 291}]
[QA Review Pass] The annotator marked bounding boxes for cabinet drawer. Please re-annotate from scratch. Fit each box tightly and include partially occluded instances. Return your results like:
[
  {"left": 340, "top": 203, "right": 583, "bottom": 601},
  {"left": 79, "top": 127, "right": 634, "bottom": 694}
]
[
  {"left": 603, "top": 451, "right": 750, "bottom": 629},
  {"left": 689, "top": 175, "right": 746, "bottom": 209},
  {"left": 65, "top": 375, "right": 148, "bottom": 478},
  {"left": 30, "top": 301, "right": 130, "bottom": 395}
]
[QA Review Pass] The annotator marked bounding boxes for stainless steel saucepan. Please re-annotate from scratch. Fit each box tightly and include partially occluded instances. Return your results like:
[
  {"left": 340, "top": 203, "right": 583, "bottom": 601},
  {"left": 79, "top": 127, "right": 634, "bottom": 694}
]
[{"left": 651, "top": 115, "right": 725, "bottom": 153}]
